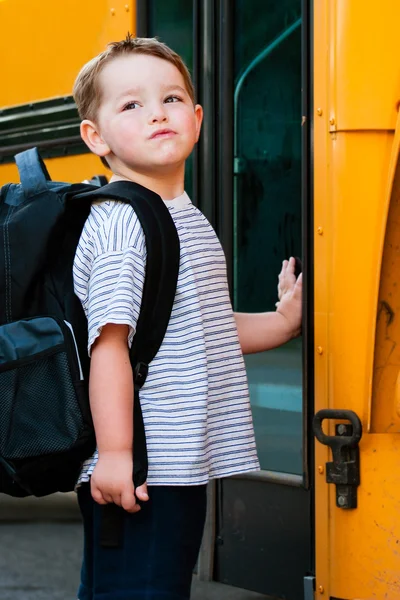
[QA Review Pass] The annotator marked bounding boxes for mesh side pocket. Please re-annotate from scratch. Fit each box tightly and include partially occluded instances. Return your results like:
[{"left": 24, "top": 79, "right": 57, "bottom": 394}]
[{"left": 0, "top": 350, "right": 83, "bottom": 459}]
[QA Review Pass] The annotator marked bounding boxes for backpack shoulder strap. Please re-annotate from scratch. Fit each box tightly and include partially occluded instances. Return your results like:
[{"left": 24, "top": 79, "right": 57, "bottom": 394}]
[
  {"left": 74, "top": 180, "right": 180, "bottom": 369},
  {"left": 14, "top": 148, "right": 51, "bottom": 197}
]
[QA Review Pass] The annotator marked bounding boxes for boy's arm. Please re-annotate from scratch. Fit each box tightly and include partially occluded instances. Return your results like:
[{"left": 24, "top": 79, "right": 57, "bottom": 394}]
[
  {"left": 89, "top": 323, "right": 149, "bottom": 512},
  {"left": 234, "top": 310, "right": 299, "bottom": 354},
  {"left": 234, "top": 258, "right": 302, "bottom": 355}
]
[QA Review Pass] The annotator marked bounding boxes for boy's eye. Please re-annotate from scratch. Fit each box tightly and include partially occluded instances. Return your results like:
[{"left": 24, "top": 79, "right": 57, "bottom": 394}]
[
  {"left": 165, "top": 96, "right": 181, "bottom": 104},
  {"left": 122, "top": 101, "right": 140, "bottom": 111}
]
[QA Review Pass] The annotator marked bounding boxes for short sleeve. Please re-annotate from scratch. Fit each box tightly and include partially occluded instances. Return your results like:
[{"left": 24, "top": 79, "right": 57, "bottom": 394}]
[
  {"left": 86, "top": 247, "right": 146, "bottom": 354},
  {"left": 72, "top": 200, "right": 147, "bottom": 355}
]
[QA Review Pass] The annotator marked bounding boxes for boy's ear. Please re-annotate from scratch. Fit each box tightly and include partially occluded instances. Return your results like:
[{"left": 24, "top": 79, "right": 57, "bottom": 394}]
[
  {"left": 194, "top": 105, "right": 203, "bottom": 142},
  {"left": 80, "top": 120, "right": 111, "bottom": 158}
]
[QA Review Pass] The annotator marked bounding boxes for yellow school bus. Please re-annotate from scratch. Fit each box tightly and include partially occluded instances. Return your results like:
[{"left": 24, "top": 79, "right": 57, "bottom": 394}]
[
  {"left": 1, "top": 1, "right": 400, "bottom": 598},
  {"left": 314, "top": 3, "right": 400, "bottom": 599}
]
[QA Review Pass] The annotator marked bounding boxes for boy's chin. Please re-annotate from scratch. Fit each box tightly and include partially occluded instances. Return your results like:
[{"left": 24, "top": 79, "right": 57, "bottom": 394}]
[
  {"left": 151, "top": 145, "right": 192, "bottom": 167},
  {"left": 117, "top": 153, "right": 188, "bottom": 175},
  {"left": 143, "top": 156, "right": 186, "bottom": 172}
]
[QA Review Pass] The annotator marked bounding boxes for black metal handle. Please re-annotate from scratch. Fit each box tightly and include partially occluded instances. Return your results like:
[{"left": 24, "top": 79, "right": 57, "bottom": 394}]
[
  {"left": 313, "top": 409, "right": 362, "bottom": 449},
  {"left": 312, "top": 409, "right": 362, "bottom": 509}
]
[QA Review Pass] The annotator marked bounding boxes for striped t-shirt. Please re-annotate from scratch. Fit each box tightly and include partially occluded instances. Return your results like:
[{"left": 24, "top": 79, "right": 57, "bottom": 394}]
[{"left": 73, "top": 191, "right": 260, "bottom": 486}]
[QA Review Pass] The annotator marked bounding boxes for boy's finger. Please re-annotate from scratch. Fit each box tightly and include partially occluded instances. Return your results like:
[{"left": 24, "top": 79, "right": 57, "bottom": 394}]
[
  {"left": 103, "top": 492, "right": 115, "bottom": 504},
  {"left": 121, "top": 488, "right": 140, "bottom": 513},
  {"left": 293, "top": 273, "right": 303, "bottom": 297},
  {"left": 110, "top": 494, "right": 122, "bottom": 507},
  {"left": 279, "top": 260, "right": 288, "bottom": 278},
  {"left": 91, "top": 486, "right": 108, "bottom": 505},
  {"left": 287, "top": 257, "right": 295, "bottom": 274},
  {"left": 136, "top": 482, "right": 149, "bottom": 501}
]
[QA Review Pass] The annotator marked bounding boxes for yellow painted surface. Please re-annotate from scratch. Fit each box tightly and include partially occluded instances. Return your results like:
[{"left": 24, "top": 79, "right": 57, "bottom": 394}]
[
  {"left": 334, "top": 2, "right": 400, "bottom": 131},
  {"left": 0, "top": 0, "right": 134, "bottom": 184},
  {"left": 328, "top": 434, "right": 400, "bottom": 599},
  {"left": 314, "top": 1, "right": 400, "bottom": 598},
  {"left": 372, "top": 116, "right": 400, "bottom": 434},
  {"left": 0, "top": 0, "right": 134, "bottom": 107},
  {"left": 0, "top": 154, "right": 109, "bottom": 187}
]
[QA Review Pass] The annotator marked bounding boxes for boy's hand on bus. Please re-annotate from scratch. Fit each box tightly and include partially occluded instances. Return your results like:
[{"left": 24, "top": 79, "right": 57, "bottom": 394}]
[
  {"left": 275, "top": 257, "right": 302, "bottom": 337},
  {"left": 90, "top": 449, "right": 149, "bottom": 513}
]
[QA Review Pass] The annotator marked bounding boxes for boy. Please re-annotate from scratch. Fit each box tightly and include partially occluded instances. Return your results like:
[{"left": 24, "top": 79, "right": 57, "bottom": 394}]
[{"left": 72, "top": 35, "right": 302, "bottom": 600}]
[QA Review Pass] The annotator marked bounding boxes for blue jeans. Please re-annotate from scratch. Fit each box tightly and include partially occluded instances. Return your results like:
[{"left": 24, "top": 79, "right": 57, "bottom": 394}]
[{"left": 77, "top": 484, "right": 207, "bottom": 600}]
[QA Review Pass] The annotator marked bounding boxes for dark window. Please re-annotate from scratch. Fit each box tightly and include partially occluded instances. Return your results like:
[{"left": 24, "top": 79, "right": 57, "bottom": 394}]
[{"left": 233, "top": 0, "right": 303, "bottom": 474}]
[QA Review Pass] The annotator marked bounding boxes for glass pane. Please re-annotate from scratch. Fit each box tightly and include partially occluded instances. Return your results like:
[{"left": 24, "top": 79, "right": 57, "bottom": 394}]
[
  {"left": 148, "top": 0, "right": 194, "bottom": 197},
  {"left": 233, "top": 0, "right": 303, "bottom": 474}
]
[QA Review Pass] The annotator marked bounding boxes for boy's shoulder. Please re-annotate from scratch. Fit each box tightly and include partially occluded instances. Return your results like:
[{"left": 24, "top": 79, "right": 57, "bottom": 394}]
[
  {"left": 89, "top": 197, "right": 142, "bottom": 225},
  {"left": 78, "top": 199, "right": 146, "bottom": 258}
]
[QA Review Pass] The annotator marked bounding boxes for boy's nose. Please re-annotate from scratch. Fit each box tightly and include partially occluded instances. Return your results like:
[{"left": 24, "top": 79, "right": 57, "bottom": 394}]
[{"left": 148, "top": 105, "right": 168, "bottom": 124}]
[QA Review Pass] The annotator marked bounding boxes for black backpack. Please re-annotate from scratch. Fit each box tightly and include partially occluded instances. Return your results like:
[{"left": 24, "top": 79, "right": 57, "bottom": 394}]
[{"left": 0, "top": 148, "right": 180, "bottom": 499}]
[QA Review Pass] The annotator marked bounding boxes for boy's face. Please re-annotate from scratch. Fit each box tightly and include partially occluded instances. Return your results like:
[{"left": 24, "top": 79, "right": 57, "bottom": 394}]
[{"left": 84, "top": 53, "right": 202, "bottom": 174}]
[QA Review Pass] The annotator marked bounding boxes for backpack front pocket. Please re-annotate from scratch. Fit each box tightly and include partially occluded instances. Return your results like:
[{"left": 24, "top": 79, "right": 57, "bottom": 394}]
[{"left": 0, "top": 316, "right": 86, "bottom": 460}]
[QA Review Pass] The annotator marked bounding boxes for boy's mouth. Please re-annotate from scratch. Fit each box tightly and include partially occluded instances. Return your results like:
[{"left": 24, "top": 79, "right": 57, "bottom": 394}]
[{"left": 150, "top": 128, "right": 176, "bottom": 140}]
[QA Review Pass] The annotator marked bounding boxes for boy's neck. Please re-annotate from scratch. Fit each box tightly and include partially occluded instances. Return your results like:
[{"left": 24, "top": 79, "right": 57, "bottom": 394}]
[{"left": 109, "top": 166, "right": 185, "bottom": 201}]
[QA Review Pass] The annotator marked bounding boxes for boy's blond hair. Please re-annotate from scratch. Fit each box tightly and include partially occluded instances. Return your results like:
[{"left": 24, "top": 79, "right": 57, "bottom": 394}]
[{"left": 73, "top": 34, "right": 195, "bottom": 122}]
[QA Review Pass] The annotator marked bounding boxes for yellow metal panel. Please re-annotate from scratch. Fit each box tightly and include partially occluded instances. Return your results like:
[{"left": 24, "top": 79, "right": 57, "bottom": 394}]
[
  {"left": 372, "top": 114, "right": 400, "bottom": 434},
  {"left": 333, "top": 1, "right": 400, "bottom": 131},
  {"left": 329, "top": 132, "right": 393, "bottom": 427},
  {"left": 0, "top": 154, "right": 109, "bottom": 186},
  {"left": 315, "top": 1, "right": 400, "bottom": 598},
  {"left": 0, "top": 0, "right": 135, "bottom": 108},
  {"left": 325, "top": 133, "right": 397, "bottom": 599},
  {"left": 332, "top": 433, "right": 400, "bottom": 599}
]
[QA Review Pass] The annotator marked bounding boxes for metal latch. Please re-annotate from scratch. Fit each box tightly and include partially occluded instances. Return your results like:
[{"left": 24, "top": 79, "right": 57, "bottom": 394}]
[{"left": 312, "top": 409, "right": 362, "bottom": 509}]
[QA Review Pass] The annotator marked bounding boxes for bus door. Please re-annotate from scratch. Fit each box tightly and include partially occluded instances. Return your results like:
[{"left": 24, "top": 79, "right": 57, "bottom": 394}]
[
  {"left": 212, "top": 2, "right": 313, "bottom": 599},
  {"left": 139, "top": 1, "right": 314, "bottom": 597}
]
